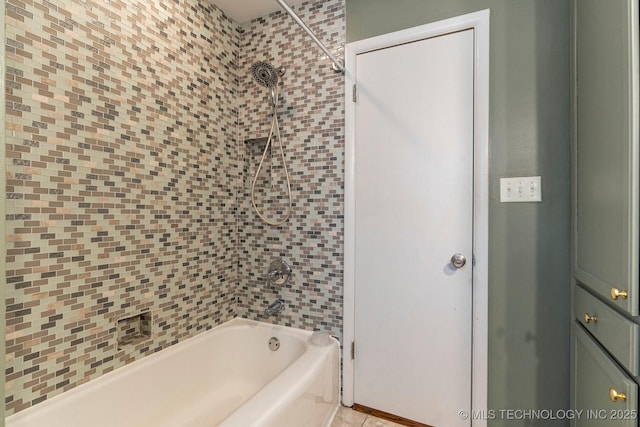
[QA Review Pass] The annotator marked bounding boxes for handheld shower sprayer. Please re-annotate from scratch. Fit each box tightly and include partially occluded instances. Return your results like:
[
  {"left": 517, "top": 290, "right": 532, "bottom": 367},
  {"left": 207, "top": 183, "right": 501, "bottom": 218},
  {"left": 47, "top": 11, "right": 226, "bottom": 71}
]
[
  {"left": 251, "top": 61, "right": 284, "bottom": 110},
  {"left": 249, "top": 61, "right": 292, "bottom": 226}
]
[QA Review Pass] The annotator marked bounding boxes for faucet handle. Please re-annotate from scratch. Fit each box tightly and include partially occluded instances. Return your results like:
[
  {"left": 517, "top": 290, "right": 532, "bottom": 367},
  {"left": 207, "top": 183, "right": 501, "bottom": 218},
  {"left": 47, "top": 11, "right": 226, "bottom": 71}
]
[
  {"left": 262, "top": 270, "right": 282, "bottom": 282},
  {"left": 264, "top": 259, "right": 292, "bottom": 286}
]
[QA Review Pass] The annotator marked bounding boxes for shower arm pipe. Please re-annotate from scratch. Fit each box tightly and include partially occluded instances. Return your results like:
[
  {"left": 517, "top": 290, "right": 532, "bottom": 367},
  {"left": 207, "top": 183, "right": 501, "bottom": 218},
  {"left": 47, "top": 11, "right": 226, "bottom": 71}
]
[{"left": 275, "top": 0, "right": 345, "bottom": 73}]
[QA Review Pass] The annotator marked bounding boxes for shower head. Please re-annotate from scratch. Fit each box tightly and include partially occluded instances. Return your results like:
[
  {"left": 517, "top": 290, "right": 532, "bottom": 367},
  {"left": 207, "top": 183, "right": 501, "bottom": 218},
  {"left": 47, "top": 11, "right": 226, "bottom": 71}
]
[
  {"left": 251, "top": 61, "right": 284, "bottom": 109},
  {"left": 251, "top": 61, "right": 282, "bottom": 88}
]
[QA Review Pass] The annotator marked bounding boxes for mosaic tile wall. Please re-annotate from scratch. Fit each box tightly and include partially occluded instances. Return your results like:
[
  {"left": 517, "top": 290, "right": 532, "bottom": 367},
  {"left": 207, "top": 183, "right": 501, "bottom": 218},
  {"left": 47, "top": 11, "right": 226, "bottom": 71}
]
[
  {"left": 236, "top": 0, "right": 345, "bottom": 337},
  {"left": 4, "top": 0, "right": 345, "bottom": 415},
  {"left": 4, "top": 0, "right": 241, "bottom": 414}
]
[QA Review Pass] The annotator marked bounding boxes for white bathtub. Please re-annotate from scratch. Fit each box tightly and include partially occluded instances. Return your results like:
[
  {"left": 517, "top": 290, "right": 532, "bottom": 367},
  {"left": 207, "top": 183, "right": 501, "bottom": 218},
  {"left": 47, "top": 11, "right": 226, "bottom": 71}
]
[{"left": 6, "top": 318, "right": 340, "bottom": 427}]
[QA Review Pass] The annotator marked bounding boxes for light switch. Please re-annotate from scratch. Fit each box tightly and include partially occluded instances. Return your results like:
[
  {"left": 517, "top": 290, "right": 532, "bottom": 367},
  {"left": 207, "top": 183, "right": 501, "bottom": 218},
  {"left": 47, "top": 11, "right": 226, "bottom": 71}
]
[{"left": 500, "top": 176, "right": 542, "bottom": 202}]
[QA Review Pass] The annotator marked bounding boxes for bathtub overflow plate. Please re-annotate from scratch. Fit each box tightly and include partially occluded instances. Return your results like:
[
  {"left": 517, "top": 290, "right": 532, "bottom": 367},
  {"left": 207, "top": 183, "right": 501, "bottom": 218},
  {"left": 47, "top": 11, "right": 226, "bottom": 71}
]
[{"left": 268, "top": 337, "right": 280, "bottom": 351}]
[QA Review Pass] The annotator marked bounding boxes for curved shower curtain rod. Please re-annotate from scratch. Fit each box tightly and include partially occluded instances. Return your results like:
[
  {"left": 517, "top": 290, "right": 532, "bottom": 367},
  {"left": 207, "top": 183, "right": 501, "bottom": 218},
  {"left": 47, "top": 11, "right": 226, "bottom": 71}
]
[{"left": 275, "top": 0, "right": 345, "bottom": 73}]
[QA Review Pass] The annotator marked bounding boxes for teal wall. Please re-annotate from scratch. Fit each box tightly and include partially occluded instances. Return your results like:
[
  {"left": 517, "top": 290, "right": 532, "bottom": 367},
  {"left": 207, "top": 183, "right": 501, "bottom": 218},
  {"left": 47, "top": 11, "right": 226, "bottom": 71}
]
[{"left": 346, "top": 1, "right": 571, "bottom": 426}]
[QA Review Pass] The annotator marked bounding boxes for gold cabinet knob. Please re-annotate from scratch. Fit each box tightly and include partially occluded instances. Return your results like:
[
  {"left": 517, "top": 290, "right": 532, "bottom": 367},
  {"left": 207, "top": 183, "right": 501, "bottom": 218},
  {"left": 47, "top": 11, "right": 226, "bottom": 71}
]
[
  {"left": 611, "top": 288, "right": 628, "bottom": 301},
  {"left": 610, "top": 388, "right": 627, "bottom": 402},
  {"left": 583, "top": 312, "right": 598, "bottom": 324}
]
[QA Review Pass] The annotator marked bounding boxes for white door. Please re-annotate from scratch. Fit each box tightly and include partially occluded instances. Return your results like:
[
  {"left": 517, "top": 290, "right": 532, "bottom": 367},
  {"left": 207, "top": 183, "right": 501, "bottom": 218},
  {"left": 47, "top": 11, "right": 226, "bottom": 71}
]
[{"left": 353, "top": 29, "right": 474, "bottom": 426}]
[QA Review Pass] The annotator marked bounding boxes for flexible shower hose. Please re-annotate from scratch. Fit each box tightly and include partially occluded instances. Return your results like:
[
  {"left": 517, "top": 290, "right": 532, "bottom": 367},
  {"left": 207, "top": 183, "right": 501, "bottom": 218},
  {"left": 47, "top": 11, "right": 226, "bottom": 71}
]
[{"left": 250, "top": 85, "right": 292, "bottom": 226}]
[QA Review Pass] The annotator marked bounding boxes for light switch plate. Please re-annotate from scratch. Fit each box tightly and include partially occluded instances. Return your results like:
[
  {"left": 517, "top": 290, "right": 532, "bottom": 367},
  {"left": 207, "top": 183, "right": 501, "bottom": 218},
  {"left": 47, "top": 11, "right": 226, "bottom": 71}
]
[{"left": 500, "top": 176, "right": 542, "bottom": 202}]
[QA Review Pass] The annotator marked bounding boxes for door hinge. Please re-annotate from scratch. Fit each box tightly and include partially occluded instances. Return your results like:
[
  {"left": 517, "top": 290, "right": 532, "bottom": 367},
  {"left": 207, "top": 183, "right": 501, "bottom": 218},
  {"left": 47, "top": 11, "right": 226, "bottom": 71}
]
[
  {"left": 352, "top": 84, "right": 357, "bottom": 103},
  {"left": 351, "top": 341, "right": 355, "bottom": 359}
]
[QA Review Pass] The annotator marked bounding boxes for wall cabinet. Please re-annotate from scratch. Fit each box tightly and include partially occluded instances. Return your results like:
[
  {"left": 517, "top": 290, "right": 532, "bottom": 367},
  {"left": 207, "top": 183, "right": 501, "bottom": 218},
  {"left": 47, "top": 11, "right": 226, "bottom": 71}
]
[{"left": 572, "top": 0, "right": 640, "bottom": 425}]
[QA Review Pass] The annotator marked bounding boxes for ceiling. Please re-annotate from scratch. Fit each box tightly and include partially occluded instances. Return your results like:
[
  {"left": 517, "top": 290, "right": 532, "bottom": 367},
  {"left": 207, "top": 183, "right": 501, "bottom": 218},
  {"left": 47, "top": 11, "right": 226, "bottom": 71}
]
[{"left": 211, "top": 0, "right": 307, "bottom": 23}]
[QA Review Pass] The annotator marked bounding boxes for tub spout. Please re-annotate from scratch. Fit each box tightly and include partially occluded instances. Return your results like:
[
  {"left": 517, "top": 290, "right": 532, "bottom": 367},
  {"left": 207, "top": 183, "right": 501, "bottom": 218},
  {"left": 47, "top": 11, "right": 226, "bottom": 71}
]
[{"left": 263, "top": 299, "right": 285, "bottom": 317}]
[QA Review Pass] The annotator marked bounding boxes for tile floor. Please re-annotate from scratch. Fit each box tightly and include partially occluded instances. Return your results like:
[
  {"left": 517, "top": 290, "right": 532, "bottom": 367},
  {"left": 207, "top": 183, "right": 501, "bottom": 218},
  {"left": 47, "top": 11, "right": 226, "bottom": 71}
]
[{"left": 330, "top": 406, "right": 405, "bottom": 427}]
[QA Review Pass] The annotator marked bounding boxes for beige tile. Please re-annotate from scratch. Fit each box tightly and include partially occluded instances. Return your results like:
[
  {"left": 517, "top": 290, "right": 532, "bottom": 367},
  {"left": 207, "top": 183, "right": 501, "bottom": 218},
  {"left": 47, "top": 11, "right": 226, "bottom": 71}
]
[
  {"left": 330, "top": 406, "right": 368, "bottom": 426},
  {"left": 362, "top": 416, "right": 406, "bottom": 427}
]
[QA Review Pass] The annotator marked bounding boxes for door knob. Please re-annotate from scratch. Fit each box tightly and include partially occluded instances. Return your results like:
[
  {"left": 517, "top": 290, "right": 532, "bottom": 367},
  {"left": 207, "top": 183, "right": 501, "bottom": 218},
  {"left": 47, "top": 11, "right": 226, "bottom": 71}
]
[
  {"left": 583, "top": 312, "right": 598, "bottom": 324},
  {"left": 450, "top": 253, "right": 467, "bottom": 269}
]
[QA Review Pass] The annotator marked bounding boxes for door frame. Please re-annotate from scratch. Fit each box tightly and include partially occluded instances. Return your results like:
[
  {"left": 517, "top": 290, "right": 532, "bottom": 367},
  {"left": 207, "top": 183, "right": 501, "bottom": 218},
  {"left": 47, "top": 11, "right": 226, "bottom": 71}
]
[{"left": 342, "top": 10, "right": 490, "bottom": 426}]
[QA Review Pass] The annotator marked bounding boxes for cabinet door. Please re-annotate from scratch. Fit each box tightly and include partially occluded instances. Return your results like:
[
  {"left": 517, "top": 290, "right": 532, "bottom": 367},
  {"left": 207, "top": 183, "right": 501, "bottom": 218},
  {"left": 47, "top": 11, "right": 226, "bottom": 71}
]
[
  {"left": 573, "top": 0, "right": 640, "bottom": 315},
  {"left": 573, "top": 323, "right": 638, "bottom": 427},
  {"left": 575, "top": 285, "right": 640, "bottom": 375}
]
